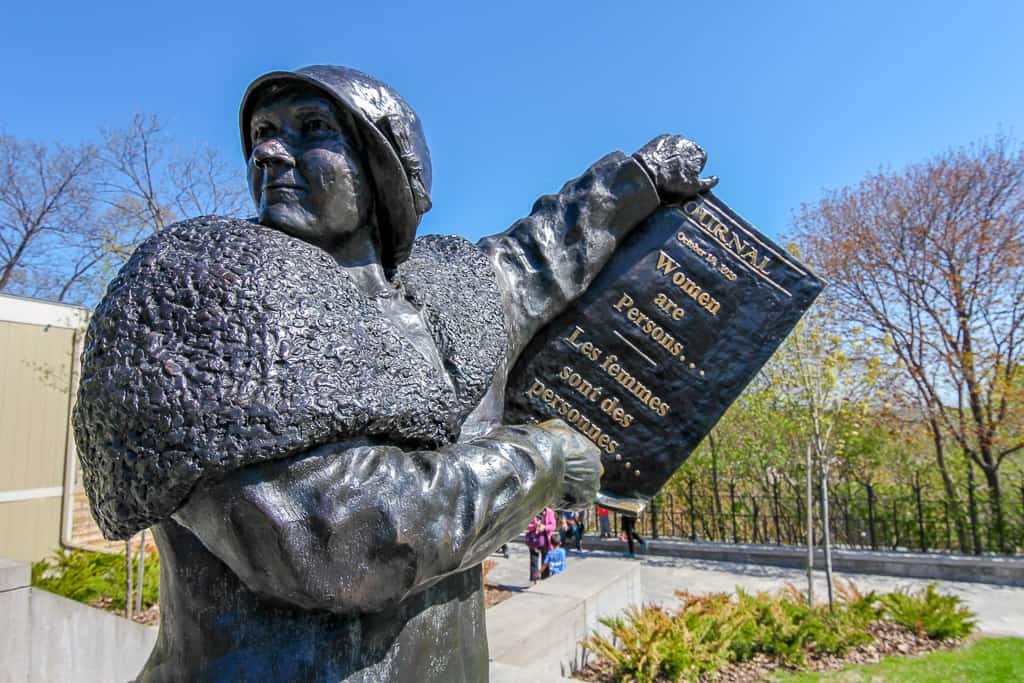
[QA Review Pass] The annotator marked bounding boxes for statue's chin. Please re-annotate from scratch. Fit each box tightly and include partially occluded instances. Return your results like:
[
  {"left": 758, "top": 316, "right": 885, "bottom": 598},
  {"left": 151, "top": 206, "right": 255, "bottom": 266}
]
[{"left": 259, "top": 203, "right": 321, "bottom": 245}]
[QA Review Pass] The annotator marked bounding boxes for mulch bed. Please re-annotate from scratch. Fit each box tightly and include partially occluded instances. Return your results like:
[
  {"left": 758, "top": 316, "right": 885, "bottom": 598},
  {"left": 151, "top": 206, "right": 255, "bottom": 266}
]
[
  {"left": 89, "top": 597, "right": 160, "bottom": 626},
  {"left": 573, "top": 621, "right": 964, "bottom": 682},
  {"left": 484, "top": 584, "right": 517, "bottom": 608}
]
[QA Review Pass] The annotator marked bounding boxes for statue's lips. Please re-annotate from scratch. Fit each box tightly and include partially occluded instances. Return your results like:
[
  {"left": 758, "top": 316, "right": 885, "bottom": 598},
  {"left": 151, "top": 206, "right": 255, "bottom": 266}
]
[{"left": 264, "top": 184, "right": 307, "bottom": 200}]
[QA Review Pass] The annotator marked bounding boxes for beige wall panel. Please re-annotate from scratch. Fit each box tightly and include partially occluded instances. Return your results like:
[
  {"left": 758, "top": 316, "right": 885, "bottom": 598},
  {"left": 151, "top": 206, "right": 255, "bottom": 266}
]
[
  {"left": 0, "top": 321, "right": 75, "bottom": 492},
  {"left": 0, "top": 497, "right": 63, "bottom": 562}
]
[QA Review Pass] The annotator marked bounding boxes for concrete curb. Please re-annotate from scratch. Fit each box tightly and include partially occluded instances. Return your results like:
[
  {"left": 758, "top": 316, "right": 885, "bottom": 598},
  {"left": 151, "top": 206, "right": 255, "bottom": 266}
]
[{"left": 515, "top": 536, "right": 1024, "bottom": 586}]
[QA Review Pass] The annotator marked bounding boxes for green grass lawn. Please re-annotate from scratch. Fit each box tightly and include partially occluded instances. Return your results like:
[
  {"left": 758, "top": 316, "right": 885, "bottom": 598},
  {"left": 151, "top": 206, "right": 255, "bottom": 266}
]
[{"left": 770, "top": 637, "right": 1024, "bottom": 682}]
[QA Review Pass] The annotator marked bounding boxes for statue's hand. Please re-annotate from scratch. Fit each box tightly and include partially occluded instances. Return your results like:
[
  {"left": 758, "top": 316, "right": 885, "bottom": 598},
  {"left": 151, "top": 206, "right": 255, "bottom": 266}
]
[
  {"left": 536, "top": 419, "right": 603, "bottom": 511},
  {"left": 633, "top": 134, "right": 718, "bottom": 200}
]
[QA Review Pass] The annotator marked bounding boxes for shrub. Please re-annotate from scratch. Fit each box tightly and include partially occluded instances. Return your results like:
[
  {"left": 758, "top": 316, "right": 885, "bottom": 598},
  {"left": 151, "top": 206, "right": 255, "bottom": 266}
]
[
  {"left": 728, "top": 587, "right": 871, "bottom": 666},
  {"left": 583, "top": 603, "right": 736, "bottom": 683},
  {"left": 583, "top": 586, "right": 879, "bottom": 680},
  {"left": 881, "top": 583, "right": 976, "bottom": 640},
  {"left": 581, "top": 581, "right": 976, "bottom": 681},
  {"left": 31, "top": 548, "right": 159, "bottom": 611},
  {"left": 583, "top": 606, "right": 676, "bottom": 683}
]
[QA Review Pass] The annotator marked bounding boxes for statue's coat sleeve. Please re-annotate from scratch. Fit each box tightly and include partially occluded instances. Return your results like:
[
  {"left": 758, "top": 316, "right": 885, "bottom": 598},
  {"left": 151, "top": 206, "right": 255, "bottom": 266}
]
[
  {"left": 478, "top": 151, "right": 659, "bottom": 363},
  {"left": 174, "top": 425, "right": 565, "bottom": 614}
]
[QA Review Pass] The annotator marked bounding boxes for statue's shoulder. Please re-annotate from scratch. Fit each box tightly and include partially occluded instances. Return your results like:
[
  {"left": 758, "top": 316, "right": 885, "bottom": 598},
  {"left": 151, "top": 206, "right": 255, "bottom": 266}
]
[{"left": 400, "top": 234, "right": 507, "bottom": 400}]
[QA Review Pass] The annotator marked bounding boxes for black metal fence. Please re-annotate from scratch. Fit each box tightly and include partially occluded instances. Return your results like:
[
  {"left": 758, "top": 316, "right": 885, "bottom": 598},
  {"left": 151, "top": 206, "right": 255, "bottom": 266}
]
[{"left": 589, "top": 476, "right": 1024, "bottom": 556}]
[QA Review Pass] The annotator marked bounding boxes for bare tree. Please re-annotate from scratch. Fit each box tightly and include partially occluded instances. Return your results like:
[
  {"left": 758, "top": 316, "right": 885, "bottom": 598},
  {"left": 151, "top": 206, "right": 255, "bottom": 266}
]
[
  {"left": 0, "top": 134, "right": 97, "bottom": 297},
  {"left": 0, "top": 114, "right": 248, "bottom": 306},
  {"left": 794, "top": 137, "right": 1024, "bottom": 552},
  {"left": 99, "top": 114, "right": 177, "bottom": 233},
  {"left": 170, "top": 143, "right": 249, "bottom": 218}
]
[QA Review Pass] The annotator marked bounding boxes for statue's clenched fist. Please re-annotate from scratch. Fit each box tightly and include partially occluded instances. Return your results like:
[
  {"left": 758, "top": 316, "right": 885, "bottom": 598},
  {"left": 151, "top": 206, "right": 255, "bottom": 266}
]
[
  {"left": 535, "top": 419, "right": 603, "bottom": 511},
  {"left": 633, "top": 134, "right": 718, "bottom": 200}
]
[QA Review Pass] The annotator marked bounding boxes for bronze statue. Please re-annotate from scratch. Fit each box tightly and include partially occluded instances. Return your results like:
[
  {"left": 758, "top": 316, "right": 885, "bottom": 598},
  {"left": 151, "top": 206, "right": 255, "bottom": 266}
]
[{"left": 73, "top": 65, "right": 716, "bottom": 681}]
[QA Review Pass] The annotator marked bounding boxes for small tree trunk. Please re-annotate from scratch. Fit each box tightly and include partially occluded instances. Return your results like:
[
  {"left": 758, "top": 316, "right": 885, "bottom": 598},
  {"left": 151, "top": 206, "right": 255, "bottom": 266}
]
[
  {"left": 914, "top": 483, "right": 927, "bottom": 552},
  {"left": 772, "top": 479, "right": 782, "bottom": 544},
  {"left": 930, "top": 421, "right": 968, "bottom": 550},
  {"left": 866, "top": 483, "right": 877, "bottom": 550},
  {"left": 124, "top": 537, "right": 133, "bottom": 621},
  {"left": 135, "top": 529, "right": 147, "bottom": 615},
  {"left": 805, "top": 443, "right": 814, "bottom": 607},
  {"left": 820, "top": 467, "right": 834, "bottom": 610},
  {"left": 967, "top": 460, "right": 982, "bottom": 554},
  {"left": 980, "top": 464, "right": 1006, "bottom": 554}
]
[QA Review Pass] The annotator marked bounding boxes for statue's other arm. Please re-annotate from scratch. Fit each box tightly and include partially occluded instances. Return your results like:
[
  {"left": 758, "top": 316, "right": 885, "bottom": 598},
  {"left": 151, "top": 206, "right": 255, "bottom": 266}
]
[
  {"left": 478, "top": 151, "right": 659, "bottom": 359},
  {"left": 173, "top": 422, "right": 597, "bottom": 615}
]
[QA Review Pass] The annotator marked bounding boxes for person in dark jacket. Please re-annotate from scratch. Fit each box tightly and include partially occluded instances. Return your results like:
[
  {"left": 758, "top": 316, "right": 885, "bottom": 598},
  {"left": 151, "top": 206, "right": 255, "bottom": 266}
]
[
  {"left": 621, "top": 514, "right": 646, "bottom": 557},
  {"left": 73, "top": 64, "right": 716, "bottom": 682}
]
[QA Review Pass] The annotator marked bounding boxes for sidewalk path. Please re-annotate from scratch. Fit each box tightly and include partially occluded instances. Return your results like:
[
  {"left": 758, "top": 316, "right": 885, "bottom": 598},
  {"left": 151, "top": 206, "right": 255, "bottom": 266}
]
[{"left": 485, "top": 541, "right": 1024, "bottom": 637}]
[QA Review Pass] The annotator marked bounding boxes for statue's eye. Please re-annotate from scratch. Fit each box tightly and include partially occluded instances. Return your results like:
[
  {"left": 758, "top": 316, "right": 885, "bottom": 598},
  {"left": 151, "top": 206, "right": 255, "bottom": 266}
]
[
  {"left": 302, "top": 118, "right": 331, "bottom": 136},
  {"left": 252, "top": 124, "right": 274, "bottom": 144}
]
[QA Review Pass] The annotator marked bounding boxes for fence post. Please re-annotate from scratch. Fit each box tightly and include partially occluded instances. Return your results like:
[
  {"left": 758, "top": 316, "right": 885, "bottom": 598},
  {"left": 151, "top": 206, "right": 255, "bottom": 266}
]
[
  {"left": 751, "top": 496, "right": 760, "bottom": 544},
  {"left": 669, "top": 494, "right": 677, "bottom": 537},
  {"left": 729, "top": 482, "right": 739, "bottom": 544},
  {"left": 892, "top": 499, "right": 900, "bottom": 550},
  {"left": 650, "top": 498, "right": 659, "bottom": 539},
  {"left": 866, "top": 483, "right": 877, "bottom": 550},
  {"left": 944, "top": 501, "right": 952, "bottom": 552},
  {"left": 772, "top": 479, "right": 782, "bottom": 545},
  {"left": 914, "top": 484, "right": 927, "bottom": 552},
  {"left": 1019, "top": 478, "right": 1024, "bottom": 551},
  {"left": 687, "top": 476, "right": 697, "bottom": 541}
]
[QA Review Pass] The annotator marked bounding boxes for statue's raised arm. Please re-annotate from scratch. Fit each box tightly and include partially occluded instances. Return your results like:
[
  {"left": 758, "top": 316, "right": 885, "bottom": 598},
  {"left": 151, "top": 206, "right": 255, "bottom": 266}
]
[{"left": 480, "top": 135, "right": 718, "bottom": 361}]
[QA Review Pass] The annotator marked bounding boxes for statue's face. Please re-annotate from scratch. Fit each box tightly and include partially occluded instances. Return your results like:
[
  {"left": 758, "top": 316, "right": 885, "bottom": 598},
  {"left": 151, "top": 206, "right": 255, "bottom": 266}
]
[{"left": 247, "top": 85, "right": 373, "bottom": 251}]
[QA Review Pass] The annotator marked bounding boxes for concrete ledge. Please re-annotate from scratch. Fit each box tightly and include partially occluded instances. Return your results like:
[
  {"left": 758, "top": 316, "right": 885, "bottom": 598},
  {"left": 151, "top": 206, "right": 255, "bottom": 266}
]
[
  {"left": 0, "top": 557, "right": 156, "bottom": 681},
  {"left": 573, "top": 537, "right": 1024, "bottom": 586},
  {"left": 487, "top": 557, "right": 642, "bottom": 678},
  {"left": 0, "top": 557, "right": 30, "bottom": 592}
]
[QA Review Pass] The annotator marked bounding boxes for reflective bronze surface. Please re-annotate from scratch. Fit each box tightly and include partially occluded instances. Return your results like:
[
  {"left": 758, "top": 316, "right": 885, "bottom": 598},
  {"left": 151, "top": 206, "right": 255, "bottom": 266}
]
[{"left": 73, "top": 64, "right": 719, "bottom": 681}]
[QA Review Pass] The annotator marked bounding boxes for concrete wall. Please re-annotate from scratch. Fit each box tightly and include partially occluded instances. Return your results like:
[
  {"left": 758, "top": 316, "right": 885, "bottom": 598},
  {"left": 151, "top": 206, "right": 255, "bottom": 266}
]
[
  {"left": 487, "top": 557, "right": 642, "bottom": 680},
  {"left": 0, "top": 557, "right": 157, "bottom": 682}
]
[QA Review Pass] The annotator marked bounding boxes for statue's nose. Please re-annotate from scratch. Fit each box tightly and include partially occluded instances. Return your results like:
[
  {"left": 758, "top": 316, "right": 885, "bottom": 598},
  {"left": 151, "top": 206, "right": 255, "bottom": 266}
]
[{"left": 252, "top": 139, "right": 295, "bottom": 168}]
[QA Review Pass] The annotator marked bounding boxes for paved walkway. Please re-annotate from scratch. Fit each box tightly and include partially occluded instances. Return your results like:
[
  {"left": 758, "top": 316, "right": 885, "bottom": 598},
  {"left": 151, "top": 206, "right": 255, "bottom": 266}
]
[{"left": 486, "top": 541, "right": 1024, "bottom": 637}]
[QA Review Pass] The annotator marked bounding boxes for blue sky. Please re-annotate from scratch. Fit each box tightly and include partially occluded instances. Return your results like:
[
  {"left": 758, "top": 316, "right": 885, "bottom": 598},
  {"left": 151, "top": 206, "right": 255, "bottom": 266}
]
[{"left": 3, "top": 1, "right": 1022, "bottom": 242}]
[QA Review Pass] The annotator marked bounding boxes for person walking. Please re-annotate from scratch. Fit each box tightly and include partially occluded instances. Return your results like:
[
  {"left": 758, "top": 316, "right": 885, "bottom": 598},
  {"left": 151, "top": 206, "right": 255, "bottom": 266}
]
[
  {"left": 621, "top": 514, "right": 645, "bottom": 558},
  {"left": 543, "top": 535, "right": 567, "bottom": 576},
  {"left": 597, "top": 506, "right": 611, "bottom": 538},
  {"left": 560, "top": 510, "right": 582, "bottom": 551},
  {"left": 526, "top": 516, "right": 549, "bottom": 583}
]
